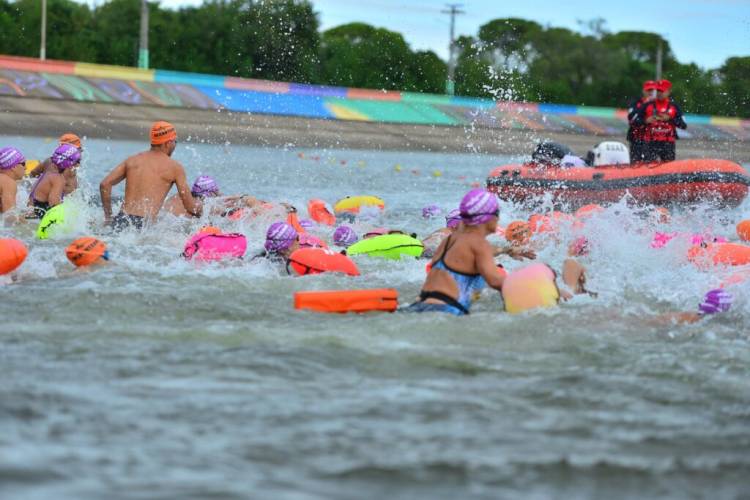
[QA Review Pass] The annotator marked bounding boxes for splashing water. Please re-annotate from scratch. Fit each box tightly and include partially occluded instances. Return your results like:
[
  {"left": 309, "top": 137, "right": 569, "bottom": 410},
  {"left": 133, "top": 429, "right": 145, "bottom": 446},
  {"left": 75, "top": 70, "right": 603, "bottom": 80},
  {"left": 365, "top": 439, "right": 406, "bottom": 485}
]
[{"left": 2, "top": 136, "right": 750, "bottom": 499}]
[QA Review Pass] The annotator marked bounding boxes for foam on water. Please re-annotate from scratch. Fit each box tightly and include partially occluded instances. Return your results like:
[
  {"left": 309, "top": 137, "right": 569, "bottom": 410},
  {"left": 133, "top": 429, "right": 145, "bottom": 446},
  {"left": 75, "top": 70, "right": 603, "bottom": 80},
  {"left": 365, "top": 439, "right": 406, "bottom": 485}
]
[{"left": 2, "top": 135, "right": 750, "bottom": 499}]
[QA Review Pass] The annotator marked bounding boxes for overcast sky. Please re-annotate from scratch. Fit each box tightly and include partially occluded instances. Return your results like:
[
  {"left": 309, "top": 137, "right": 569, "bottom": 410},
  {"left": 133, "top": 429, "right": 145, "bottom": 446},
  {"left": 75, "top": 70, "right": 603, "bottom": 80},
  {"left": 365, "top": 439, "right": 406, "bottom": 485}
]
[{"left": 152, "top": 0, "right": 748, "bottom": 69}]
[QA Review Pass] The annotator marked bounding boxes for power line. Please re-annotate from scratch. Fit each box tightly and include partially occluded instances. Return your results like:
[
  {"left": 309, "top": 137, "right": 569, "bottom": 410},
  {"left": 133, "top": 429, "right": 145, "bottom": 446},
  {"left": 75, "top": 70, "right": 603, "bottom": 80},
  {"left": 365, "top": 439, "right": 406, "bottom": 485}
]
[{"left": 441, "top": 3, "right": 465, "bottom": 95}]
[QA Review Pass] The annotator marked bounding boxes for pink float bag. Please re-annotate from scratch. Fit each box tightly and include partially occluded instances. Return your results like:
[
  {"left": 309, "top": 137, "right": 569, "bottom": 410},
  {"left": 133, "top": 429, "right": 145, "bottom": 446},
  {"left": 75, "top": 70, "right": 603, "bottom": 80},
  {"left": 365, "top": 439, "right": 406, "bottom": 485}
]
[{"left": 183, "top": 232, "right": 247, "bottom": 262}]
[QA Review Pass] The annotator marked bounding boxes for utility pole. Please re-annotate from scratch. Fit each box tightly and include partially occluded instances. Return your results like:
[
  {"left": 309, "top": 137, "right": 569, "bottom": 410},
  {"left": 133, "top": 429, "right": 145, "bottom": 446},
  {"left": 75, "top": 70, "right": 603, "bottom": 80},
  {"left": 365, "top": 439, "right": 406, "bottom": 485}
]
[
  {"left": 40, "top": 0, "right": 47, "bottom": 60},
  {"left": 655, "top": 39, "right": 663, "bottom": 80},
  {"left": 138, "top": 0, "right": 149, "bottom": 69},
  {"left": 441, "top": 3, "right": 464, "bottom": 95}
]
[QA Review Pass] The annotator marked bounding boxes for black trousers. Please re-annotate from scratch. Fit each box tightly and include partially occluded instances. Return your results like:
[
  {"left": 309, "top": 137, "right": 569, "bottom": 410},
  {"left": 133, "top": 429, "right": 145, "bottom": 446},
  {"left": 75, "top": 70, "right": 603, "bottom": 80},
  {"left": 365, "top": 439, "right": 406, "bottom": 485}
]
[
  {"left": 629, "top": 140, "right": 646, "bottom": 163},
  {"left": 642, "top": 142, "right": 676, "bottom": 162}
]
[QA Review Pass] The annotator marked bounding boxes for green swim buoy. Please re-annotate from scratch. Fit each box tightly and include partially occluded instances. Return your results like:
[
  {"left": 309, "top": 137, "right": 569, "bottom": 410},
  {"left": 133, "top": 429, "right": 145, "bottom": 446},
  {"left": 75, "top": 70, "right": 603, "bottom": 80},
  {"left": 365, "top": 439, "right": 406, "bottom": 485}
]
[
  {"left": 37, "top": 203, "right": 71, "bottom": 240},
  {"left": 347, "top": 233, "right": 424, "bottom": 260}
]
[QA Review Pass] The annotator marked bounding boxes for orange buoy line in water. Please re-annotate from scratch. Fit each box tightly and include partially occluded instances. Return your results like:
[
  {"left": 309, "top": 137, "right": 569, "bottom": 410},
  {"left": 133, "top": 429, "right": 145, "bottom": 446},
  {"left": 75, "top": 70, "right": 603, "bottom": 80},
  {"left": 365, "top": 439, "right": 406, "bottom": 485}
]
[
  {"left": 294, "top": 288, "right": 398, "bottom": 313},
  {"left": 0, "top": 238, "right": 28, "bottom": 274}
]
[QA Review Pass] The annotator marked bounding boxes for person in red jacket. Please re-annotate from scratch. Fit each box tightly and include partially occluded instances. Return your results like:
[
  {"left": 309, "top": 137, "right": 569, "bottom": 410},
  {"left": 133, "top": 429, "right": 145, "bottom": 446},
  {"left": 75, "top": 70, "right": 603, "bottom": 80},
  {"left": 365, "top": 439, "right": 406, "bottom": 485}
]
[
  {"left": 627, "top": 80, "right": 657, "bottom": 162},
  {"left": 635, "top": 79, "right": 687, "bottom": 162}
]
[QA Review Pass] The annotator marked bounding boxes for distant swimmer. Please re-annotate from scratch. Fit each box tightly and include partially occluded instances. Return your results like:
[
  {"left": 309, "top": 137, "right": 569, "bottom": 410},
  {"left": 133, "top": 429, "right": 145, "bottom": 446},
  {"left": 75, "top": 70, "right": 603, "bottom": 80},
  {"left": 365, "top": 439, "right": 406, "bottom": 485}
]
[
  {"left": 100, "top": 121, "right": 201, "bottom": 231},
  {"left": 421, "top": 208, "right": 461, "bottom": 258},
  {"left": 656, "top": 289, "right": 732, "bottom": 325},
  {"left": 29, "top": 133, "right": 83, "bottom": 196},
  {"left": 627, "top": 81, "right": 657, "bottom": 162},
  {"left": 404, "top": 189, "right": 505, "bottom": 315},
  {"left": 0, "top": 147, "right": 27, "bottom": 224},
  {"left": 634, "top": 79, "right": 687, "bottom": 162},
  {"left": 332, "top": 225, "right": 358, "bottom": 248},
  {"left": 26, "top": 144, "right": 81, "bottom": 218},
  {"left": 163, "top": 175, "right": 262, "bottom": 218}
]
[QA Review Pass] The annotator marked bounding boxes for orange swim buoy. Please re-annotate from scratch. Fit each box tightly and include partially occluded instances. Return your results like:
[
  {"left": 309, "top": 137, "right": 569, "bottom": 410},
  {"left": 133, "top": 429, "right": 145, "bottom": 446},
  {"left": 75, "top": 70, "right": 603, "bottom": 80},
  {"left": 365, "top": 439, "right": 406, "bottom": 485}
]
[
  {"left": 505, "top": 220, "right": 531, "bottom": 244},
  {"left": 688, "top": 242, "right": 750, "bottom": 268},
  {"left": 575, "top": 204, "right": 605, "bottom": 220},
  {"left": 0, "top": 238, "right": 28, "bottom": 275},
  {"left": 288, "top": 247, "right": 359, "bottom": 276},
  {"left": 294, "top": 288, "right": 398, "bottom": 313},
  {"left": 286, "top": 211, "right": 306, "bottom": 234},
  {"left": 307, "top": 199, "right": 336, "bottom": 226},
  {"left": 736, "top": 220, "right": 750, "bottom": 242}
]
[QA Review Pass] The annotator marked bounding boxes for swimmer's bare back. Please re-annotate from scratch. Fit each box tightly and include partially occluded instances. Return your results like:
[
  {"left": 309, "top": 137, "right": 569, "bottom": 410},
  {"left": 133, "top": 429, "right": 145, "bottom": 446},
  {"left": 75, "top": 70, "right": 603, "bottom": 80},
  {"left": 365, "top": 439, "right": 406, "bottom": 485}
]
[{"left": 100, "top": 150, "right": 199, "bottom": 223}]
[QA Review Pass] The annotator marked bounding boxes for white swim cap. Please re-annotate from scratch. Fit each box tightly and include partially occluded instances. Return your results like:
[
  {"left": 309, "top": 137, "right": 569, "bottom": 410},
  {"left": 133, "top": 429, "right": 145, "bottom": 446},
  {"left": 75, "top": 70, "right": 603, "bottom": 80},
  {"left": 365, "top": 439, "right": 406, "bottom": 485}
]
[{"left": 592, "top": 141, "right": 630, "bottom": 166}]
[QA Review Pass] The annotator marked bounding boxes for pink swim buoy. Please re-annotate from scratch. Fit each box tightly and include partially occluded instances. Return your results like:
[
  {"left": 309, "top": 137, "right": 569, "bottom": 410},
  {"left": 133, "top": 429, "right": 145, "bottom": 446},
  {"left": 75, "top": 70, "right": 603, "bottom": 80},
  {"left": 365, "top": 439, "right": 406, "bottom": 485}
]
[{"left": 183, "top": 232, "right": 247, "bottom": 262}]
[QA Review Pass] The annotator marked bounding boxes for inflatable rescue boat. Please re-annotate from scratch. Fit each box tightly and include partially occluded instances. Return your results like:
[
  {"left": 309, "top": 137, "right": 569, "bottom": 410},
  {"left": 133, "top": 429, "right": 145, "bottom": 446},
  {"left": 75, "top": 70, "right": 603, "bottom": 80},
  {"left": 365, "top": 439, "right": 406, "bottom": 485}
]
[{"left": 486, "top": 159, "right": 750, "bottom": 208}]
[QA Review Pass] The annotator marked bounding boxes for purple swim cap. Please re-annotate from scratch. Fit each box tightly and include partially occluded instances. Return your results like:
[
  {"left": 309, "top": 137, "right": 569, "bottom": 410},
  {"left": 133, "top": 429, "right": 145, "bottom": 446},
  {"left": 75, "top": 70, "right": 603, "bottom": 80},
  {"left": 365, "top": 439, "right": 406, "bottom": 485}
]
[
  {"left": 698, "top": 289, "right": 733, "bottom": 315},
  {"left": 0, "top": 147, "right": 25, "bottom": 170},
  {"left": 264, "top": 222, "right": 298, "bottom": 252},
  {"left": 51, "top": 143, "right": 81, "bottom": 169},
  {"left": 299, "top": 219, "right": 315, "bottom": 230},
  {"left": 333, "top": 225, "right": 358, "bottom": 247},
  {"left": 445, "top": 208, "right": 462, "bottom": 229},
  {"left": 191, "top": 175, "right": 220, "bottom": 197},
  {"left": 459, "top": 189, "right": 499, "bottom": 225},
  {"left": 422, "top": 204, "right": 441, "bottom": 219}
]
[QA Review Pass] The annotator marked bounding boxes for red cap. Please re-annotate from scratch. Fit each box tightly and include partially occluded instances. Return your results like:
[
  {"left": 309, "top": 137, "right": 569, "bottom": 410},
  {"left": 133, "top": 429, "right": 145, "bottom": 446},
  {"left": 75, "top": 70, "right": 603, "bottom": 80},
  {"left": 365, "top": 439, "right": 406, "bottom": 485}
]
[
  {"left": 657, "top": 79, "right": 672, "bottom": 92},
  {"left": 643, "top": 80, "right": 658, "bottom": 91}
]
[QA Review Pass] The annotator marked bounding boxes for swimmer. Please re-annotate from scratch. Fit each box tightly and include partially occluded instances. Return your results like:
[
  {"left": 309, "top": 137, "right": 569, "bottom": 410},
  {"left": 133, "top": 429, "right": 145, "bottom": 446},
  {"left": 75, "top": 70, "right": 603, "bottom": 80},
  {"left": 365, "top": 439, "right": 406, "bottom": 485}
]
[
  {"left": 657, "top": 289, "right": 733, "bottom": 325},
  {"left": 66, "top": 237, "right": 110, "bottom": 269},
  {"left": 100, "top": 121, "right": 201, "bottom": 231},
  {"left": 422, "top": 204, "right": 441, "bottom": 219},
  {"left": 0, "top": 147, "right": 27, "bottom": 224},
  {"left": 404, "top": 189, "right": 505, "bottom": 315},
  {"left": 560, "top": 237, "right": 595, "bottom": 298},
  {"left": 29, "top": 133, "right": 83, "bottom": 196},
  {"left": 163, "top": 175, "right": 262, "bottom": 218},
  {"left": 255, "top": 221, "right": 299, "bottom": 262},
  {"left": 421, "top": 208, "right": 461, "bottom": 258},
  {"left": 496, "top": 220, "right": 536, "bottom": 260},
  {"left": 26, "top": 143, "right": 81, "bottom": 218},
  {"left": 333, "top": 225, "right": 358, "bottom": 248}
]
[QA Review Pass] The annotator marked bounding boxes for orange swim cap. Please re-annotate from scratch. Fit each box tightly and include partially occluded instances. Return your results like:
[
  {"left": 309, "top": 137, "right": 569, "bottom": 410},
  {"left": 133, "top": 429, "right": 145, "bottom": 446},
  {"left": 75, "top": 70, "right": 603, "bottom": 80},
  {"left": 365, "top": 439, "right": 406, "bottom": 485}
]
[
  {"left": 737, "top": 220, "right": 750, "bottom": 242},
  {"left": 65, "top": 237, "right": 109, "bottom": 267},
  {"left": 150, "top": 121, "right": 177, "bottom": 145},
  {"left": 58, "top": 133, "right": 82, "bottom": 149},
  {"left": 505, "top": 221, "right": 531, "bottom": 244}
]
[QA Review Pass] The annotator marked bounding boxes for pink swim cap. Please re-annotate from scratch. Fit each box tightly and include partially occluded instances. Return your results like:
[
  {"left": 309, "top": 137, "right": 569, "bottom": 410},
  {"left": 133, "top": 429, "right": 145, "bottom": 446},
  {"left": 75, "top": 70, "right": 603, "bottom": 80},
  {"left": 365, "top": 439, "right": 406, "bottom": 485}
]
[
  {"left": 51, "top": 143, "right": 81, "bottom": 169},
  {"left": 333, "top": 225, "right": 358, "bottom": 247},
  {"left": 265, "top": 222, "right": 298, "bottom": 252},
  {"left": 0, "top": 147, "right": 25, "bottom": 170},
  {"left": 191, "top": 175, "right": 220, "bottom": 197},
  {"left": 459, "top": 189, "right": 499, "bottom": 225}
]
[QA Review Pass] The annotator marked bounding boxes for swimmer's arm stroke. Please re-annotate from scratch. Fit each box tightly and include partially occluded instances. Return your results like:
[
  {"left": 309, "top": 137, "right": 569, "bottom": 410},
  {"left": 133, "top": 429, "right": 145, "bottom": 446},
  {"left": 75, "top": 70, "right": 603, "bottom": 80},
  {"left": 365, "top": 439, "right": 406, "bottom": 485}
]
[
  {"left": 476, "top": 240, "right": 505, "bottom": 291},
  {"left": 100, "top": 161, "right": 127, "bottom": 224},
  {"left": 174, "top": 166, "right": 202, "bottom": 218}
]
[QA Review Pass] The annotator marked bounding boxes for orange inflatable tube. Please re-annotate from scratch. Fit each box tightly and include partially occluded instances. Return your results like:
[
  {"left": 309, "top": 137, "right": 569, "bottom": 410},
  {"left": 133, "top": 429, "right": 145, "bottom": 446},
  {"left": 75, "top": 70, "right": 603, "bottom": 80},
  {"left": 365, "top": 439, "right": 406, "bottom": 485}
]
[
  {"left": 294, "top": 288, "right": 399, "bottom": 313},
  {"left": 688, "top": 242, "right": 750, "bottom": 268},
  {"left": 0, "top": 238, "right": 28, "bottom": 275},
  {"left": 307, "top": 199, "right": 336, "bottom": 226},
  {"left": 288, "top": 247, "right": 360, "bottom": 276}
]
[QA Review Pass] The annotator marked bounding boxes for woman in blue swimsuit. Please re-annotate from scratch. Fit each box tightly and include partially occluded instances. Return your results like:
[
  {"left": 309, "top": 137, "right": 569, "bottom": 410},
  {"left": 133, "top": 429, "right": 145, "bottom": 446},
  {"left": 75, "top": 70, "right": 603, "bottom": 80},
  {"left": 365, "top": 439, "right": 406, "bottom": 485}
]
[{"left": 405, "top": 189, "right": 506, "bottom": 315}]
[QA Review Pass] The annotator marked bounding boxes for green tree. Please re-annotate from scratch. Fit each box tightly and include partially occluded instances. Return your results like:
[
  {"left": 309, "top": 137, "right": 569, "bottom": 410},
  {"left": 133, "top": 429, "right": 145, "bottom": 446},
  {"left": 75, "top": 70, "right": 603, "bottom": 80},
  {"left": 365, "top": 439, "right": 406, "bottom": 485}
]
[{"left": 718, "top": 57, "right": 750, "bottom": 117}]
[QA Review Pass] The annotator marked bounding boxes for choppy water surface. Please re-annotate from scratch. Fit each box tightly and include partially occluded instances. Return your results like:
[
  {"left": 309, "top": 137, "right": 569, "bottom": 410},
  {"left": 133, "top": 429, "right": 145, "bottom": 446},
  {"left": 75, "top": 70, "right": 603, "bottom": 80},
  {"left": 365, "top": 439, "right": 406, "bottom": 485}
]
[{"left": 2, "top": 136, "right": 749, "bottom": 499}]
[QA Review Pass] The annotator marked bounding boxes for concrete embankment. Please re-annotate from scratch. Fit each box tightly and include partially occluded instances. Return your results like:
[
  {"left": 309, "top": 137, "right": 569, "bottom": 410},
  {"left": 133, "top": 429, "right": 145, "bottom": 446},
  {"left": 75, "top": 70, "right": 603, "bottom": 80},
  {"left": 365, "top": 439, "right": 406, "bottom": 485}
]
[{"left": 2, "top": 96, "right": 748, "bottom": 160}]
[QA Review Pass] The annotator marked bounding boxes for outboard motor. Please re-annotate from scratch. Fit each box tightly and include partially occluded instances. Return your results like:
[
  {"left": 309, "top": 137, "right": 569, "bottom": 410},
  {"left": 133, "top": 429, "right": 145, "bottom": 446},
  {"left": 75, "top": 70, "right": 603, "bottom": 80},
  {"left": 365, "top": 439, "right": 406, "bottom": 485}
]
[{"left": 592, "top": 141, "right": 630, "bottom": 166}]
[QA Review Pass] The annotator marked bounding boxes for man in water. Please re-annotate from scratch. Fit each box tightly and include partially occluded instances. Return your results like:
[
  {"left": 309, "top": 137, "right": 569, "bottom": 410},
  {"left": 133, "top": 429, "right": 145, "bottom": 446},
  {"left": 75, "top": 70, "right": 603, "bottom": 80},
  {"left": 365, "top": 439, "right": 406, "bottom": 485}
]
[
  {"left": 100, "top": 121, "right": 201, "bottom": 230},
  {"left": 29, "top": 133, "right": 82, "bottom": 196},
  {"left": 627, "top": 81, "right": 657, "bottom": 162}
]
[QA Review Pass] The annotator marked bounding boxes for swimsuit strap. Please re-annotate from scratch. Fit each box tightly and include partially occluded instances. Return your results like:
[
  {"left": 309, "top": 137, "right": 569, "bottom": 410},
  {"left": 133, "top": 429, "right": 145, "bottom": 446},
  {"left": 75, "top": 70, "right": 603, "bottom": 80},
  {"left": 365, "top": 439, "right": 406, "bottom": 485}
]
[
  {"left": 434, "top": 234, "right": 480, "bottom": 278},
  {"left": 28, "top": 171, "right": 47, "bottom": 202}
]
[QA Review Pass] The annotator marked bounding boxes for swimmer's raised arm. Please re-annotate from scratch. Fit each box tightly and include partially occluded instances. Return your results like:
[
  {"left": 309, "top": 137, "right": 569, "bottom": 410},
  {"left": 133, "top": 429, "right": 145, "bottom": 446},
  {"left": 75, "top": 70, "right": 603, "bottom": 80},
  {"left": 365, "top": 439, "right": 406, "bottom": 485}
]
[
  {"left": 174, "top": 165, "right": 201, "bottom": 217},
  {"left": 475, "top": 240, "right": 505, "bottom": 291},
  {"left": 28, "top": 159, "right": 48, "bottom": 178},
  {"left": 100, "top": 161, "right": 127, "bottom": 223}
]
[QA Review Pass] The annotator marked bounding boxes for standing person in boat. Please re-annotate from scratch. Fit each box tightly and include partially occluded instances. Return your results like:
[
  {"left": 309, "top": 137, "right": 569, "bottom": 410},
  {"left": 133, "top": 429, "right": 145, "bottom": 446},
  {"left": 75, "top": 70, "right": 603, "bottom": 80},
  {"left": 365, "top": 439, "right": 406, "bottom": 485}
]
[
  {"left": 100, "top": 121, "right": 201, "bottom": 231},
  {"left": 29, "top": 133, "right": 83, "bottom": 196},
  {"left": 26, "top": 144, "right": 81, "bottom": 218},
  {"left": 404, "top": 189, "right": 506, "bottom": 315},
  {"left": 635, "top": 79, "right": 687, "bottom": 162},
  {"left": 627, "top": 81, "right": 657, "bottom": 162}
]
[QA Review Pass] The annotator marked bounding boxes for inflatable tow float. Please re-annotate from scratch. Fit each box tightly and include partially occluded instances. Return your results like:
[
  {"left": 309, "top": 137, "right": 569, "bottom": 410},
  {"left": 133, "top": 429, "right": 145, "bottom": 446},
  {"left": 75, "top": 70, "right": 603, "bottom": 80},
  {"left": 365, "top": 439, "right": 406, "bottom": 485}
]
[
  {"left": 486, "top": 159, "right": 750, "bottom": 208},
  {"left": 294, "top": 288, "right": 398, "bottom": 313}
]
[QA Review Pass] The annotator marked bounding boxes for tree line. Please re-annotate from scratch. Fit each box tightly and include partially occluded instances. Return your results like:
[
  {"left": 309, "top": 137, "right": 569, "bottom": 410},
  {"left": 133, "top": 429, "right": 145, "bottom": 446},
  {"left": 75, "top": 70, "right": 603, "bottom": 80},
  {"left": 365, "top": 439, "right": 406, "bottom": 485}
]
[{"left": 1, "top": 0, "right": 747, "bottom": 117}]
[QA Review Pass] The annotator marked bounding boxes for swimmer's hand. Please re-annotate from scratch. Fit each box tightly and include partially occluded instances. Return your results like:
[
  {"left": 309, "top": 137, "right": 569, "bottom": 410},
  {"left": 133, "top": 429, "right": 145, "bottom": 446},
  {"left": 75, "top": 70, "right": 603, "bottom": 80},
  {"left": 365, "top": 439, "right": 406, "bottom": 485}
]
[{"left": 502, "top": 246, "right": 536, "bottom": 260}]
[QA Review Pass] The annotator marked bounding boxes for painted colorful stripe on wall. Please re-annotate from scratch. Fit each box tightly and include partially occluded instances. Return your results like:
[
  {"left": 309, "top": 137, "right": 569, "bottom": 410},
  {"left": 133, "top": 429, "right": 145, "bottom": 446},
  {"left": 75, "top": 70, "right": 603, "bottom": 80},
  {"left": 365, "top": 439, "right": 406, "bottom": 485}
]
[{"left": 1, "top": 55, "right": 748, "bottom": 141}]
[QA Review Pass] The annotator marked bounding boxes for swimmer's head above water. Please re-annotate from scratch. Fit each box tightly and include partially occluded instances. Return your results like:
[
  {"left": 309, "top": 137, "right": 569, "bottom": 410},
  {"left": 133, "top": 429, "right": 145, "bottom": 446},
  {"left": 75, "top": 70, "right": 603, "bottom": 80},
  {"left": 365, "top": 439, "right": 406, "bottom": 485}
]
[
  {"left": 698, "top": 289, "right": 732, "bottom": 316},
  {"left": 191, "top": 175, "right": 220, "bottom": 198},
  {"left": 333, "top": 225, "right": 358, "bottom": 247},
  {"left": 150, "top": 121, "right": 177, "bottom": 156},
  {"left": 265, "top": 222, "right": 299, "bottom": 255},
  {"left": 66, "top": 237, "right": 110, "bottom": 267},
  {"left": 51, "top": 143, "right": 81, "bottom": 171},
  {"left": 459, "top": 189, "right": 499, "bottom": 229}
]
